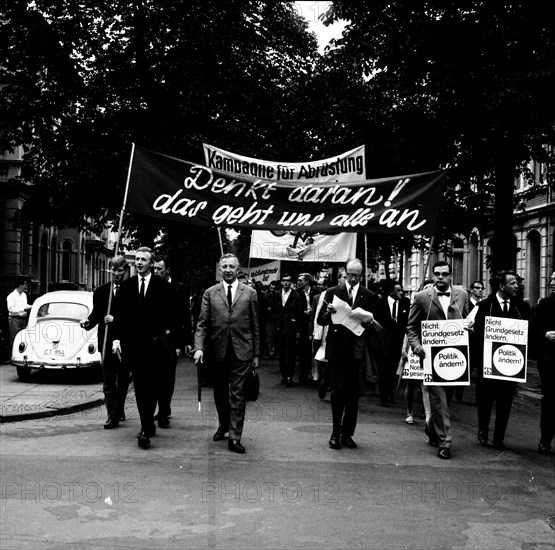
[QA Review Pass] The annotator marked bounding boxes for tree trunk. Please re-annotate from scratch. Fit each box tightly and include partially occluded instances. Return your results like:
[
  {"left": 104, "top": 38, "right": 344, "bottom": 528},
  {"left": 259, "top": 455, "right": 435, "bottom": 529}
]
[{"left": 491, "top": 158, "right": 517, "bottom": 273}]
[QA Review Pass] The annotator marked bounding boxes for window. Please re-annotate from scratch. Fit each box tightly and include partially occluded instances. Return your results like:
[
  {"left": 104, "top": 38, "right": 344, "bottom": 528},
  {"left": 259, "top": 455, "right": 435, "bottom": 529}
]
[{"left": 61, "top": 240, "right": 73, "bottom": 281}]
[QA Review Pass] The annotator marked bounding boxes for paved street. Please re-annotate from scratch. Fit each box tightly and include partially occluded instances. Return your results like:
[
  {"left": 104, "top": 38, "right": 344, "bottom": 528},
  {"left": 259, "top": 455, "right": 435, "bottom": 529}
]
[{"left": 1, "top": 358, "right": 554, "bottom": 550}]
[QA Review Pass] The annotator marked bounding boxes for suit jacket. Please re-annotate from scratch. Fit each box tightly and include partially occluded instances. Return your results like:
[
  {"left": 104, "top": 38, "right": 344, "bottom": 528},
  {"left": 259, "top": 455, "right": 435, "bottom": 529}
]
[
  {"left": 112, "top": 275, "right": 179, "bottom": 354},
  {"left": 407, "top": 285, "right": 469, "bottom": 349},
  {"left": 194, "top": 281, "right": 260, "bottom": 362},
  {"left": 298, "top": 288, "right": 318, "bottom": 336},
  {"left": 317, "top": 284, "right": 390, "bottom": 363},
  {"left": 532, "top": 294, "right": 555, "bottom": 359},
  {"left": 272, "top": 289, "right": 302, "bottom": 337},
  {"left": 85, "top": 281, "right": 118, "bottom": 351},
  {"left": 169, "top": 280, "right": 192, "bottom": 349},
  {"left": 473, "top": 294, "right": 531, "bottom": 373},
  {"left": 382, "top": 295, "right": 410, "bottom": 350}
]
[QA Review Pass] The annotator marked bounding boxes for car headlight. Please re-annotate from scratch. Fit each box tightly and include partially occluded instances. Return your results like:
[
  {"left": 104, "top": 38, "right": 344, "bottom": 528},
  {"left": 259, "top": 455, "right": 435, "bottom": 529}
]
[
  {"left": 18, "top": 342, "right": 26, "bottom": 353},
  {"left": 88, "top": 344, "right": 96, "bottom": 354}
]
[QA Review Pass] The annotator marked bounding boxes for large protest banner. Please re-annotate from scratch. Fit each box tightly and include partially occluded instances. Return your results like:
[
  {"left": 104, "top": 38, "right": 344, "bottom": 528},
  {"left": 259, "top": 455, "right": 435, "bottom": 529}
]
[
  {"left": 483, "top": 317, "right": 528, "bottom": 382},
  {"left": 205, "top": 145, "right": 366, "bottom": 261},
  {"left": 127, "top": 146, "right": 447, "bottom": 235},
  {"left": 203, "top": 143, "right": 366, "bottom": 184},
  {"left": 421, "top": 320, "right": 470, "bottom": 386},
  {"left": 250, "top": 230, "right": 356, "bottom": 262},
  {"left": 249, "top": 260, "right": 281, "bottom": 284}
]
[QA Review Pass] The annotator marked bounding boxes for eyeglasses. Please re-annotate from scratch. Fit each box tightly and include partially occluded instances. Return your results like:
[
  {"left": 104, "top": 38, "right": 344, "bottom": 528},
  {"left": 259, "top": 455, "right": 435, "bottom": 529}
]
[
  {"left": 473, "top": 286, "right": 484, "bottom": 290},
  {"left": 346, "top": 272, "right": 362, "bottom": 277},
  {"left": 433, "top": 271, "right": 451, "bottom": 277}
]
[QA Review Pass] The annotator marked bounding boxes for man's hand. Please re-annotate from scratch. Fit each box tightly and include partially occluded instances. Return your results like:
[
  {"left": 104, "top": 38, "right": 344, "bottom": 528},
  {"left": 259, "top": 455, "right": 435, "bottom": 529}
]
[
  {"left": 104, "top": 314, "right": 114, "bottom": 324},
  {"left": 183, "top": 345, "right": 192, "bottom": 356},
  {"left": 193, "top": 350, "right": 203, "bottom": 365},
  {"left": 79, "top": 319, "right": 90, "bottom": 329},
  {"left": 545, "top": 330, "right": 555, "bottom": 343},
  {"left": 112, "top": 340, "right": 121, "bottom": 355},
  {"left": 326, "top": 303, "right": 337, "bottom": 314},
  {"left": 413, "top": 344, "right": 426, "bottom": 358},
  {"left": 252, "top": 356, "right": 259, "bottom": 369}
]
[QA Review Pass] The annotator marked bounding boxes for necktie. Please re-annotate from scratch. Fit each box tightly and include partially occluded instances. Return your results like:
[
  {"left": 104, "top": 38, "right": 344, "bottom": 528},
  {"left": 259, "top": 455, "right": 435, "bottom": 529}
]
[
  {"left": 139, "top": 277, "right": 145, "bottom": 299},
  {"left": 392, "top": 300, "right": 397, "bottom": 321},
  {"left": 502, "top": 300, "right": 509, "bottom": 315},
  {"left": 348, "top": 285, "right": 353, "bottom": 306},
  {"left": 227, "top": 284, "right": 233, "bottom": 307},
  {"left": 437, "top": 291, "right": 450, "bottom": 297},
  {"left": 114, "top": 284, "right": 119, "bottom": 296}
]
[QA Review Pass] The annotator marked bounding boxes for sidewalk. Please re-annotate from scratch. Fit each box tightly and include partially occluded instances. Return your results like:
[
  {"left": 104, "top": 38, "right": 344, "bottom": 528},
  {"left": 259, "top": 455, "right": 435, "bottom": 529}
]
[{"left": 0, "top": 358, "right": 544, "bottom": 423}]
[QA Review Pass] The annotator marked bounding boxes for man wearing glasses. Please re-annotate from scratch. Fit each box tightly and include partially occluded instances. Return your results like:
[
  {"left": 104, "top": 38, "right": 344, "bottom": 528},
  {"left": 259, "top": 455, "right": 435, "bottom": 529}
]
[
  {"left": 407, "top": 260, "right": 469, "bottom": 459},
  {"left": 317, "top": 259, "right": 390, "bottom": 450}
]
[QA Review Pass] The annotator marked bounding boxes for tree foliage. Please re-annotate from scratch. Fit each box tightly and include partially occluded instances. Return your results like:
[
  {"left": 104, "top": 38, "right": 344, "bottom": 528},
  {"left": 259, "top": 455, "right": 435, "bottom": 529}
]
[{"left": 320, "top": 0, "right": 555, "bottom": 271}]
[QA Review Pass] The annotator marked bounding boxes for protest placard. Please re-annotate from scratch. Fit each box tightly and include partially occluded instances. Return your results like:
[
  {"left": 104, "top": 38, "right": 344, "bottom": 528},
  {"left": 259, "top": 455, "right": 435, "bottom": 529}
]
[
  {"left": 483, "top": 316, "right": 528, "bottom": 382},
  {"left": 421, "top": 320, "right": 469, "bottom": 386},
  {"left": 402, "top": 348, "right": 424, "bottom": 380}
]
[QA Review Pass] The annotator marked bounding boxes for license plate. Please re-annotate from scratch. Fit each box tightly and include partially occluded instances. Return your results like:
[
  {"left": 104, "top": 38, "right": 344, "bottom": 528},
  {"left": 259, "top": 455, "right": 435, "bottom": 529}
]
[{"left": 44, "top": 344, "right": 66, "bottom": 357}]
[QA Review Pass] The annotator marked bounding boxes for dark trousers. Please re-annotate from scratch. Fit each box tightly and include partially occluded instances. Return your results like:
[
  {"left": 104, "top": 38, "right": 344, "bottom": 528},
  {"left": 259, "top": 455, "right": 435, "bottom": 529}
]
[
  {"left": 329, "top": 357, "right": 361, "bottom": 436},
  {"left": 297, "top": 332, "right": 312, "bottom": 381},
  {"left": 102, "top": 350, "right": 130, "bottom": 421},
  {"left": 213, "top": 341, "right": 250, "bottom": 442},
  {"left": 537, "top": 356, "right": 555, "bottom": 447},
  {"left": 476, "top": 378, "right": 516, "bottom": 444},
  {"left": 129, "top": 344, "right": 158, "bottom": 433},
  {"left": 156, "top": 348, "right": 178, "bottom": 419},
  {"left": 276, "top": 333, "right": 296, "bottom": 379}
]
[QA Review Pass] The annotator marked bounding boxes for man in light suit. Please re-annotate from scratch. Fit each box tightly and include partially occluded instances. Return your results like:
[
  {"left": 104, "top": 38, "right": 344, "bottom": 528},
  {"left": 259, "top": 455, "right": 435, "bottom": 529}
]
[
  {"left": 472, "top": 270, "right": 531, "bottom": 451},
  {"left": 112, "top": 247, "right": 179, "bottom": 450},
  {"left": 318, "top": 259, "right": 390, "bottom": 450},
  {"left": 194, "top": 253, "right": 260, "bottom": 454},
  {"left": 407, "top": 260, "right": 469, "bottom": 459}
]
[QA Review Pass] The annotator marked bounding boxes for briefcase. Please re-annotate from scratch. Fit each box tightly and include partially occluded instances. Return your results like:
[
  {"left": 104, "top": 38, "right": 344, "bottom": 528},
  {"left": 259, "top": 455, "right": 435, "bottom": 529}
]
[{"left": 245, "top": 368, "right": 260, "bottom": 402}]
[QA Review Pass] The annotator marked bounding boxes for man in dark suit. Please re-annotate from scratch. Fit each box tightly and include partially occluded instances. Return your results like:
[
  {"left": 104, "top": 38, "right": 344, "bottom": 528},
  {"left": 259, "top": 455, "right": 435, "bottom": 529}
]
[
  {"left": 296, "top": 273, "right": 317, "bottom": 384},
  {"left": 194, "top": 253, "right": 260, "bottom": 454},
  {"left": 468, "top": 281, "right": 484, "bottom": 312},
  {"left": 473, "top": 270, "right": 531, "bottom": 451},
  {"left": 272, "top": 274, "right": 302, "bottom": 387},
  {"left": 81, "top": 255, "right": 130, "bottom": 429},
  {"left": 380, "top": 281, "right": 410, "bottom": 406},
  {"left": 112, "top": 247, "right": 179, "bottom": 450},
  {"left": 533, "top": 270, "right": 555, "bottom": 455},
  {"left": 153, "top": 254, "right": 192, "bottom": 428},
  {"left": 317, "top": 259, "right": 390, "bottom": 450},
  {"left": 407, "top": 260, "right": 469, "bottom": 459}
]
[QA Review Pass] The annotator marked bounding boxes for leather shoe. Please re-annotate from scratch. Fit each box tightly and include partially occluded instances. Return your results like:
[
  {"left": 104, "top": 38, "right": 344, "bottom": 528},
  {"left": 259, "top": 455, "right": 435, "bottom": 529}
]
[
  {"left": 493, "top": 441, "right": 506, "bottom": 451},
  {"left": 103, "top": 419, "right": 119, "bottom": 430},
  {"left": 477, "top": 431, "right": 488, "bottom": 446},
  {"left": 157, "top": 417, "right": 170, "bottom": 428},
  {"left": 538, "top": 443, "right": 552, "bottom": 455},
  {"left": 437, "top": 448, "right": 451, "bottom": 459},
  {"left": 340, "top": 435, "right": 357, "bottom": 449},
  {"left": 228, "top": 440, "right": 246, "bottom": 454},
  {"left": 318, "top": 381, "right": 327, "bottom": 400},
  {"left": 143, "top": 425, "right": 156, "bottom": 437},
  {"left": 137, "top": 432, "right": 150, "bottom": 449},
  {"left": 329, "top": 434, "right": 341, "bottom": 449},
  {"left": 213, "top": 427, "right": 228, "bottom": 441}
]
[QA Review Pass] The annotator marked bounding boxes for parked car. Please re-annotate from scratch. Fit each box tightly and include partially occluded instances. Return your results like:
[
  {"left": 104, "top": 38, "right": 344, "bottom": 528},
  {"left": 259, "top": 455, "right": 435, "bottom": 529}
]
[{"left": 11, "top": 290, "right": 101, "bottom": 380}]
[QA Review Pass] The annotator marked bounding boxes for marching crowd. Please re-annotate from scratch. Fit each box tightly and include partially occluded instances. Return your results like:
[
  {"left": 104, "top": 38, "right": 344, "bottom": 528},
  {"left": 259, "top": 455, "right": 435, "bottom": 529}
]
[{"left": 30, "top": 246, "right": 551, "bottom": 457}]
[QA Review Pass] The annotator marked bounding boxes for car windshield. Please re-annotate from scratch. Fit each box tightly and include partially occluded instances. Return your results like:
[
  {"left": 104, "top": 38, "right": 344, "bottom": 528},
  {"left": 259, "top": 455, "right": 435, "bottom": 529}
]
[{"left": 36, "top": 302, "right": 89, "bottom": 322}]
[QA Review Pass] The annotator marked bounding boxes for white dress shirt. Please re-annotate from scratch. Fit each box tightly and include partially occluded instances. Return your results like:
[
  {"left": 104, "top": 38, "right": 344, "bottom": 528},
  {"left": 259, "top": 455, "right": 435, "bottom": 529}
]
[{"left": 7, "top": 289, "right": 29, "bottom": 317}]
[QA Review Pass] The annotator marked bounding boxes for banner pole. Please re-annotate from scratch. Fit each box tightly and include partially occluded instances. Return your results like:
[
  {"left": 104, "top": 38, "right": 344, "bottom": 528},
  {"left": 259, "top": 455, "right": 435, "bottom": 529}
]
[
  {"left": 217, "top": 227, "right": 225, "bottom": 256},
  {"left": 364, "top": 232, "right": 369, "bottom": 287},
  {"left": 423, "top": 235, "right": 435, "bottom": 281},
  {"left": 101, "top": 142, "right": 136, "bottom": 364}
]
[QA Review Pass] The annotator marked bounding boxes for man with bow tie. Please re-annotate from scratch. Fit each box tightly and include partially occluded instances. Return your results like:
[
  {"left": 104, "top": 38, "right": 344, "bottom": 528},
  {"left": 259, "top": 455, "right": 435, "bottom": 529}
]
[
  {"left": 81, "top": 255, "right": 130, "bottom": 429},
  {"left": 407, "top": 261, "right": 469, "bottom": 459},
  {"left": 317, "top": 258, "right": 390, "bottom": 450}
]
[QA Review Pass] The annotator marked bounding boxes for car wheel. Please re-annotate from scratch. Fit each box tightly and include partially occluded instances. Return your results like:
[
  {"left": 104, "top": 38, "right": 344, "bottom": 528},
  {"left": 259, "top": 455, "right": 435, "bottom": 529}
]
[{"left": 16, "top": 365, "right": 32, "bottom": 381}]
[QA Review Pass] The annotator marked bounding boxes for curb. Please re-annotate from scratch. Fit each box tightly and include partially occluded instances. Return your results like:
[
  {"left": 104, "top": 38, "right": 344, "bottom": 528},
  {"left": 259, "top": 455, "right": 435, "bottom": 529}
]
[{"left": 0, "top": 398, "right": 105, "bottom": 424}]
